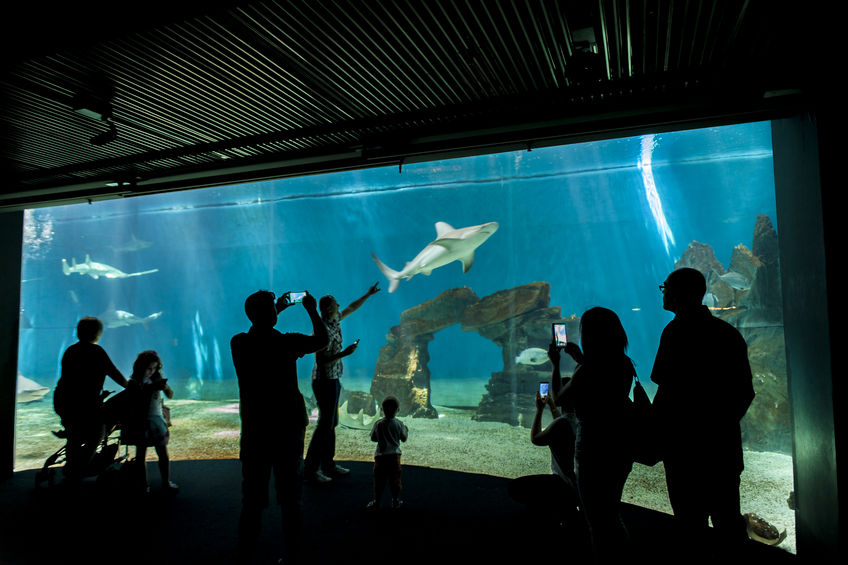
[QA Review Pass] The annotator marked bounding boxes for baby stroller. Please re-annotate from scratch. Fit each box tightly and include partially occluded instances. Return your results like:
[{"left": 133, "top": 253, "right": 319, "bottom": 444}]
[{"left": 34, "top": 390, "right": 130, "bottom": 488}]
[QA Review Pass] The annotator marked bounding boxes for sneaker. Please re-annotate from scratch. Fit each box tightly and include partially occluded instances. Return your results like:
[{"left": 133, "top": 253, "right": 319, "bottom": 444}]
[
  {"left": 329, "top": 465, "right": 350, "bottom": 476},
  {"left": 391, "top": 499, "right": 403, "bottom": 510},
  {"left": 307, "top": 470, "right": 333, "bottom": 484},
  {"left": 164, "top": 481, "right": 179, "bottom": 493},
  {"left": 365, "top": 500, "right": 378, "bottom": 511}
]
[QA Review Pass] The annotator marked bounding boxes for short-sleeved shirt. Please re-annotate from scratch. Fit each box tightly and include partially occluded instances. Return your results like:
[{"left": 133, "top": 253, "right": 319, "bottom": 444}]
[
  {"left": 231, "top": 326, "right": 316, "bottom": 460},
  {"left": 312, "top": 317, "right": 342, "bottom": 380},
  {"left": 650, "top": 305, "right": 754, "bottom": 472}
]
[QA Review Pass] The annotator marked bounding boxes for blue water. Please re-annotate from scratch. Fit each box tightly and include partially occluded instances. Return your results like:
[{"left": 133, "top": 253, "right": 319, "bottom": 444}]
[{"left": 18, "top": 122, "right": 777, "bottom": 405}]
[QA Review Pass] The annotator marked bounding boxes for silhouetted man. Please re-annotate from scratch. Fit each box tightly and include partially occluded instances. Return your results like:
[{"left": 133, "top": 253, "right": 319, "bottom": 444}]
[
  {"left": 230, "top": 290, "right": 328, "bottom": 564},
  {"left": 651, "top": 268, "right": 754, "bottom": 556},
  {"left": 54, "top": 316, "right": 127, "bottom": 481}
]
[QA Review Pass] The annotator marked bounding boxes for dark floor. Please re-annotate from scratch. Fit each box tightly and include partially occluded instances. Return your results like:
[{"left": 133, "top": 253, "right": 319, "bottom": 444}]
[{"left": 0, "top": 459, "right": 799, "bottom": 565}]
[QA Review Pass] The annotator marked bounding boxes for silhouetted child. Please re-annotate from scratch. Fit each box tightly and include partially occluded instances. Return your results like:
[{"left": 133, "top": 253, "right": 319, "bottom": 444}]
[
  {"left": 367, "top": 396, "right": 408, "bottom": 510},
  {"left": 122, "top": 350, "right": 177, "bottom": 493}
]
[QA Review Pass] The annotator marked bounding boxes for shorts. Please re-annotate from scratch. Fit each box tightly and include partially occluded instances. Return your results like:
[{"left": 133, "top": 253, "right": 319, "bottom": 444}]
[{"left": 374, "top": 454, "right": 402, "bottom": 492}]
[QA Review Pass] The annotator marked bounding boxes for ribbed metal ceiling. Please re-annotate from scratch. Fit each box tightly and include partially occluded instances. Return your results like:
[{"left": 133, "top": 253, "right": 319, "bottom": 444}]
[{"left": 0, "top": 0, "right": 809, "bottom": 210}]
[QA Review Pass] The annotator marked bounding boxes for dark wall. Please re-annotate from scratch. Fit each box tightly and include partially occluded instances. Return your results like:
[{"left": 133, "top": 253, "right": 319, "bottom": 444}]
[
  {"left": 0, "top": 211, "right": 22, "bottom": 479},
  {"left": 773, "top": 113, "right": 841, "bottom": 562}
]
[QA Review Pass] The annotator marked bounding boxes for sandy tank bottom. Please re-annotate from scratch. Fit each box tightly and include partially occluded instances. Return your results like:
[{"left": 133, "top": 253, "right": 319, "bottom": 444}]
[{"left": 15, "top": 398, "right": 797, "bottom": 554}]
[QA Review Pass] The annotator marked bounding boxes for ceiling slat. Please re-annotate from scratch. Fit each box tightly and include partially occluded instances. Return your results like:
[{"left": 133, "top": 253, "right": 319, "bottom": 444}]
[{"left": 0, "top": 0, "right": 804, "bottom": 208}]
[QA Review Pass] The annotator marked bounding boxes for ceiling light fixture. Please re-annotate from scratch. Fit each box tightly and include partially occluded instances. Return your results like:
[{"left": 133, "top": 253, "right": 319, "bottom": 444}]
[{"left": 72, "top": 92, "right": 113, "bottom": 122}]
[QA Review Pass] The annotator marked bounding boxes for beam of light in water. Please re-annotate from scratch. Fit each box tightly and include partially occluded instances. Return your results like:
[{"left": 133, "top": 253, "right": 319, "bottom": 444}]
[
  {"left": 212, "top": 337, "right": 223, "bottom": 381},
  {"left": 192, "top": 310, "right": 208, "bottom": 387},
  {"left": 639, "top": 135, "right": 675, "bottom": 255}
]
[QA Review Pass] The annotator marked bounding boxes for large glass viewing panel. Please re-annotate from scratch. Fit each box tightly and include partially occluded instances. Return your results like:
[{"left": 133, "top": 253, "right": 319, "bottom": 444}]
[{"left": 16, "top": 121, "right": 795, "bottom": 549}]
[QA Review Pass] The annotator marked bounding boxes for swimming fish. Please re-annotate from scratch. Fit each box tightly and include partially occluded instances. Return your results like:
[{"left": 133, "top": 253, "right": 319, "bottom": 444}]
[
  {"left": 719, "top": 271, "right": 751, "bottom": 291},
  {"left": 110, "top": 234, "right": 152, "bottom": 253},
  {"left": 514, "top": 347, "right": 550, "bottom": 366},
  {"left": 17, "top": 375, "right": 49, "bottom": 403},
  {"left": 99, "top": 306, "right": 163, "bottom": 329},
  {"left": 61, "top": 254, "right": 158, "bottom": 279},
  {"left": 337, "top": 400, "right": 380, "bottom": 430},
  {"left": 372, "top": 221, "right": 499, "bottom": 293}
]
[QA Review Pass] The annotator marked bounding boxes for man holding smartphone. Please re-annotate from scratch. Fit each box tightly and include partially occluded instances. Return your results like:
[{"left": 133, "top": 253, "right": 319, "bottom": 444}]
[
  {"left": 304, "top": 283, "right": 380, "bottom": 483},
  {"left": 230, "top": 289, "right": 329, "bottom": 564}
]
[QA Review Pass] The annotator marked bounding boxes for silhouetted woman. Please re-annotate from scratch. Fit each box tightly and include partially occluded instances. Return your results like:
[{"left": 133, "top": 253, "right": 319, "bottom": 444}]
[{"left": 549, "top": 306, "right": 635, "bottom": 561}]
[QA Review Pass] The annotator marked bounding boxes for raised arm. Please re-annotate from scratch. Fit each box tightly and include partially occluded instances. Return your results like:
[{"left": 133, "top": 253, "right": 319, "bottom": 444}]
[
  {"left": 302, "top": 292, "right": 329, "bottom": 353},
  {"left": 340, "top": 283, "right": 380, "bottom": 321},
  {"left": 531, "top": 393, "right": 567, "bottom": 446},
  {"left": 548, "top": 342, "right": 577, "bottom": 408},
  {"left": 530, "top": 392, "right": 549, "bottom": 446}
]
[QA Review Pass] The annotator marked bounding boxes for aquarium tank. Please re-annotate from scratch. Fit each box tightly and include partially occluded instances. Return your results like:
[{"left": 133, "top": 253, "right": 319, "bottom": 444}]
[{"left": 15, "top": 120, "right": 796, "bottom": 549}]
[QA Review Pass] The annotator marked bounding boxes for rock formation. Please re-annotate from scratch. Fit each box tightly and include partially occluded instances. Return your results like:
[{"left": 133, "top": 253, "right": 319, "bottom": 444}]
[
  {"left": 370, "top": 287, "right": 479, "bottom": 418},
  {"left": 674, "top": 214, "right": 790, "bottom": 453},
  {"left": 370, "top": 282, "right": 576, "bottom": 424},
  {"left": 463, "top": 282, "right": 576, "bottom": 426}
]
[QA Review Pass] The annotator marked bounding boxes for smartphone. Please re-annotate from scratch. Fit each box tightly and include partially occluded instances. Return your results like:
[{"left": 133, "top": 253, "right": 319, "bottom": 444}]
[
  {"left": 353, "top": 338, "right": 361, "bottom": 346},
  {"left": 539, "top": 382, "right": 550, "bottom": 398},
  {"left": 283, "top": 291, "right": 307, "bottom": 305},
  {"left": 552, "top": 322, "right": 568, "bottom": 347}
]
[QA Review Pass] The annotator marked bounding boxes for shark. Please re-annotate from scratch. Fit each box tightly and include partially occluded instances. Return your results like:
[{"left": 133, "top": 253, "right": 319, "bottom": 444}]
[
  {"left": 17, "top": 375, "right": 49, "bottom": 403},
  {"left": 372, "top": 221, "right": 499, "bottom": 293},
  {"left": 99, "top": 306, "right": 163, "bottom": 329},
  {"left": 111, "top": 233, "right": 153, "bottom": 253},
  {"left": 61, "top": 254, "right": 158, "bottom": 279}
]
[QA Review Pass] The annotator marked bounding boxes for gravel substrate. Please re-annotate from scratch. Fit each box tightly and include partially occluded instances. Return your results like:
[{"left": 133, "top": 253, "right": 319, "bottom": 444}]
[{"left": 14, "top": 399, "right": 796, "bottom": 553}]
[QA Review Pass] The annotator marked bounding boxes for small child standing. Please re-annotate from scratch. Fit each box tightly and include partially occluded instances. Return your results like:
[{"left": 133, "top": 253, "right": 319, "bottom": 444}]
[
  {"left": 123, "top": 350, "right": 178, "bottom": 493},
  {"left": 367, "top": 396, "right": 408, "bottom": 510}
]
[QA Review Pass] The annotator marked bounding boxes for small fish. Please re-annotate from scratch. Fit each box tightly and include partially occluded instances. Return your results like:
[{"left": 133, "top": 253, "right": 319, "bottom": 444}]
[
  {"left": 719, "top": 271, "right": 751, "bottom": 291},
  {"left": 514, "top": 347, "right": 549, "bottom": 366}
]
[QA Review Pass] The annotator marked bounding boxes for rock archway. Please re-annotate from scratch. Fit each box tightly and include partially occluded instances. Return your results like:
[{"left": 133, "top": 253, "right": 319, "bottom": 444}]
[{"left": 369, "top": 281, "right": 578, "bottom": 426}]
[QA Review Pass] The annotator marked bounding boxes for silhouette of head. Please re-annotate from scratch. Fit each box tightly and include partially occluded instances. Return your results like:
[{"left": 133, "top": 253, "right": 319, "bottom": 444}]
[
  {"left": 133, "top": 350, "right": 163, "bottom": 379},
  {"left": 662, "top": 268, "right": 706, "bottom": 313},
  {"left": 579, "top": 307, "right": 628, "bottom": 359},
  {"left": 245, "top": 290, "right": 277, "bottom": 328},
  {"left": 77, "top": 316, "right": 103, "bottom": 343},
  {"left": 382, "top": 396, "right": 400, "bottom": 419},
  {"left": 319, "top": 295, "right": 339, "bottom": 321}
]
